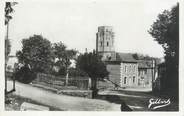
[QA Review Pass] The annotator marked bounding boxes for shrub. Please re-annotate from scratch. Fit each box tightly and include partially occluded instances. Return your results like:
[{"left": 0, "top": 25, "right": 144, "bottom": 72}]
[
  {"left": 68, "top": 68, "right": 88, "bottom": 77},
  {"left": 14, "top": 66, "right": 36, "bottom": 84}
]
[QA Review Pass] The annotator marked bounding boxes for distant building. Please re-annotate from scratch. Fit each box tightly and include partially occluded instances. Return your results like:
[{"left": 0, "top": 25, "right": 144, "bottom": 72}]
[
  {"left": 96, "top": 26, "right": 157, "bottom": 89},
  {"left": 6, "top": 55, "right": 18, "bottom": 72},
  {"left": 96, "top": 26, "right": 116, "bottom": 61}
]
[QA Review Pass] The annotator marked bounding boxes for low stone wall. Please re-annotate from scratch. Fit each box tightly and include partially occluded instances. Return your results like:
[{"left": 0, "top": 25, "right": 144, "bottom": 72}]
[{"left": 57, "top": 90, "right": 92, "bottom": 99}]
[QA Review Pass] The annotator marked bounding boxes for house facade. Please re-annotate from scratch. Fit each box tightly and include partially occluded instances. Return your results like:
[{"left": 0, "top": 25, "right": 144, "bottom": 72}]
[
  {"left": 105, "top": 54, "right": 155, "bottom": 88},
  {"left": 120, "top": 62, "right": 138, "bottom": 87}
]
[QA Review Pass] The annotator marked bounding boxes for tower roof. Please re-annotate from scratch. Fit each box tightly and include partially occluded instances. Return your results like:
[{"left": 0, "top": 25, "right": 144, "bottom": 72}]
[{"left": 98, "top": 26, "right": 113, "bottom": 32}]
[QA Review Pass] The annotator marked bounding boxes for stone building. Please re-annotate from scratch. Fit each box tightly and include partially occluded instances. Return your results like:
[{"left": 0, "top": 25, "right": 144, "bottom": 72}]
[
  {"left": 96, "top": 26, "right": 116, "bottom": 61},
  {"left": 96, "top": 26, "right": 157, "bottom": 88}
]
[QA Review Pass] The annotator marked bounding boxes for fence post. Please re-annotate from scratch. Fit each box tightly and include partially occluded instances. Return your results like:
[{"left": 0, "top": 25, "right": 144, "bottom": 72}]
[
  {"left": 66, "top": 73, "right": 69, "bottom": 86},
  {"left": 88, "top": 78, "right": 91, "bottom": 90}
]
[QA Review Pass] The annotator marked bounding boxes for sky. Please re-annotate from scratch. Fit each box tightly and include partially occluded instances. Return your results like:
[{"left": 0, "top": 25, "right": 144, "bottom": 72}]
[{"left": 7, "top": 0, "right": 178, "bottom": 58}]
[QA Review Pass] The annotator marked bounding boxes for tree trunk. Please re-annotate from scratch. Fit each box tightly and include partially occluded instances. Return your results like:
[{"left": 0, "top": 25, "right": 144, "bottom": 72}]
[
  {"left": 65, "top": 68, "right": 69, "bottom": 86},
  {"left": 91, "top": 78, "right": 98, "bottom": 98}
]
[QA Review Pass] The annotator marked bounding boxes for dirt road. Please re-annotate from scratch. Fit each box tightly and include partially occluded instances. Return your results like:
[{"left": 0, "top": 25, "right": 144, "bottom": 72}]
[{"left": 7, "top": 81, "right": 120, "bottom": 111}]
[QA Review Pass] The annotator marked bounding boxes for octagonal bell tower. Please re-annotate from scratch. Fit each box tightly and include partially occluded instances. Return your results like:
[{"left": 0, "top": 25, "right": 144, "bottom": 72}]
[{"left": 96, "top": 26, "right": 116, "bottom": 61}]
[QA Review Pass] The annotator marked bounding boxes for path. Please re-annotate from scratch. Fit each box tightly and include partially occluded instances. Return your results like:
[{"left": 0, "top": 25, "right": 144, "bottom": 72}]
[{"left": 7, "top": 81, "right": 120, "bottom": 111}]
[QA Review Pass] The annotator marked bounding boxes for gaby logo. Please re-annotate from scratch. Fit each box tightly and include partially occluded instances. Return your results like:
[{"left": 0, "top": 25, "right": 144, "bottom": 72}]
[{"left": 148, "top": 98, "right": 171, "bottom": 110}]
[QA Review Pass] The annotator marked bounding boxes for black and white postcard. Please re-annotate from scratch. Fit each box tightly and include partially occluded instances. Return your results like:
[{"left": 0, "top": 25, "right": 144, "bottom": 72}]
[{"left": 1, "top": 0, "right": 184, "bottom": 115}]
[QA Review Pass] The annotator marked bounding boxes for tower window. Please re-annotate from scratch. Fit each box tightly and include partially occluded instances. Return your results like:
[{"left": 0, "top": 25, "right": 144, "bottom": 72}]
[
  {"left": 124, "top": 77, "right": 127, "bottom": 84},
  {"left": 107, "top": 42, "right": 109, "bottom": 46},
  {"left": 133, "top": 76, "right": 135, "bottom": 83}
]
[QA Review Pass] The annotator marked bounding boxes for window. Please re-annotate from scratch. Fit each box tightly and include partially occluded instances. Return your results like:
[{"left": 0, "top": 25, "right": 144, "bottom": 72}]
[
  {"left": 134, "top": 66, "right": 136, "bottom": 72},
  {"left": 138, "top": 79, "right": 140, "bottom": 85},
  {"left": 124, "top": 77, "right": 127, "bottom": 84},
  {"left": 107, "top": 42, "right": 109, "bottom": 46},
  {"left": 133, "top": 76, "right": 135, "bottom": 83},
  {"left": 145, "top": 69, "right": 147, "bottom": 74},
  {"left": 101, "top": 41, "right": 103, "bottom": 46},
  {"left": 130, "top": 65, "right": 132, "bottom": 72},
  {"left": 125, "top": 66, "right": 127, "bottom": 72}
]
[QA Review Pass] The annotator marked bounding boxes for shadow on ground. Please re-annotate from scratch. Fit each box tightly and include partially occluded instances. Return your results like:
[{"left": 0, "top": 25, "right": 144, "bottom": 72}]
[
  {"left": 95, "top": 90, "right": 179, "bottom": 111},
  {"left": 96, "top": 94, "right": 123, "bottom": 104},
  {"left": 95, "top": 94, "right": 134, "bottom": 111}
]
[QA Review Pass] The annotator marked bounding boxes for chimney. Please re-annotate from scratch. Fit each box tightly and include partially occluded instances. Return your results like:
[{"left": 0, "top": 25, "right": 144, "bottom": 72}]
[{"left": 85, "top": 48, "right": 88, "bottom": 53}]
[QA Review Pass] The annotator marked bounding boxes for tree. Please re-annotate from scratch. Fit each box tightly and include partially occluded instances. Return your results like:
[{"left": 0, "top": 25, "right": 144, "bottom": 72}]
[
  {"left": 68, "top": 67, "right": 88, "bottom": 77},
  {"left": 52, "top": 42, "right": 77, "bottom": 76},
  {"left": 5, "top": 2, "right": 18, "bottom": 25},
  {"left": 76, "top": 50, "right": 109, "bottom": 97},
  {"left": 14, "top": 65, "right": 36, "bottom": 84},
  {"left": 16, "top": 35, "right": 54, "bottom": 74},
  {"left": 148, "top": 3, "right": 179, "bottom": 95},
  {"left": 132, "top": 53, "right": 153, "bottom": 60}
]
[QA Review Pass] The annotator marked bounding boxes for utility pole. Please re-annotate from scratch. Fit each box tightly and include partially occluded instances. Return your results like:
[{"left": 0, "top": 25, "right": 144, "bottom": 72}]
[
  {"left": 5, "top": 2, "right": 18, "bottom": 94},
  {"left": 5, "top": 22, "right": 9, "bottom": 94}
]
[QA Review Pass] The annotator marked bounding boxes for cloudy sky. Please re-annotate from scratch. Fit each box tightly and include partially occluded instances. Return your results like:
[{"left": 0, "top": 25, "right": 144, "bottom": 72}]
[{"left": 8, "top": 0, "right": 178, "bottom": 58}]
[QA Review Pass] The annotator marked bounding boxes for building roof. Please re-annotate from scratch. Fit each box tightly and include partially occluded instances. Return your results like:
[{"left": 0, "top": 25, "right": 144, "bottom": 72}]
[
  {"left": 137, "top": 60, "right": 153, "bottom": 68},
  {"left": 115, "top": 52, "right": 154, "bottom": 68},
  {"left": 116, "top": 52, "right": 137, "bottom": 63},
  {"left": 106, "top": 52, "right": 159, "bottom": 69}
]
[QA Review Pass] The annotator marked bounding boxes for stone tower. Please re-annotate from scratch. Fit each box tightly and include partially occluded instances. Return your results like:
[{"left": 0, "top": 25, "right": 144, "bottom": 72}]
[{"left": 96, "top": 26, "right": 116, "bottom": 61}]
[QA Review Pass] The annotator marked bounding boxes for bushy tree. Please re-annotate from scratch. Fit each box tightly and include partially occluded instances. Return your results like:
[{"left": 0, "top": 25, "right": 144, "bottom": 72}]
[
  {"left": 68, "top": 67, "right": 88, "bottom": 77},
  {"left": 148, "top": 3, "right": 179, "bottom": 95},
  {"left": 76, "top": 51, "right": 109, "bottom": 97},
  {"left": 16, "top": 35, "right": 54, "bottom": 74},
  {"left": 14, "top": 65, "right": 36, "bottom": 84},
  {"left": 52, "top": 42, "right": 77, "bottom": 75}
]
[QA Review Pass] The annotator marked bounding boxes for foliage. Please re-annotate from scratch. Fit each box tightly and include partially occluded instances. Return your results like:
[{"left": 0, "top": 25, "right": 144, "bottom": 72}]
[
  {"left": 76, "top": 51, "right": 109, "bottom": 91},
  {"left": 14, "top": 65, "right": 36, "bottom": 84},
  {"left": 52, "top": 42, "right": 77, "bottom": 75},
  {"left": 16, "top": 35, "right": 54, "bottom": 74},
  {"left": 57, "top": 66, "right": 67, "bottom": 76},
  {"left": 148, "top": 3, "right": 179, "bottom": 93},
  {"left": 68, "top": 67, "right": 88, "bottom": 77},
  {"left": 5, "top": 2, "right": 18, "bottom": 25},
  {"left": 132, "top": 53, "right": 153, "bottom": 60},
  {"left": 76, "top": 51, "right": 109, "bottom": 79}
]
